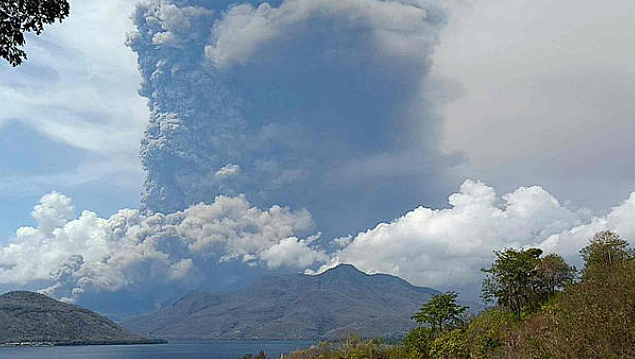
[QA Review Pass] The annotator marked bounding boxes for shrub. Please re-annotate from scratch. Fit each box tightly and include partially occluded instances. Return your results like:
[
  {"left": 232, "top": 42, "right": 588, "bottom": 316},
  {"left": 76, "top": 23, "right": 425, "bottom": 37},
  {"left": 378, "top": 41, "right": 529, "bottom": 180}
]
[
  {"left": 429, "top": 329, "right": 469, "bottom": 359},
  {"left": 464, "top": 309, "right": 519, "bottom": 358},
  {"left": 403, "top": 327, "right": 434, "bottom": 358}
]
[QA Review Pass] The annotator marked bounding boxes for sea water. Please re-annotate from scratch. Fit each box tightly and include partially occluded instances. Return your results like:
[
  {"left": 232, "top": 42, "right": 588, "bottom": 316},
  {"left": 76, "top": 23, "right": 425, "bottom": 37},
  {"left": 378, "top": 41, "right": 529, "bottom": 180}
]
[{"left": 0, "top": 341, "right": 313, "bottom": 359}]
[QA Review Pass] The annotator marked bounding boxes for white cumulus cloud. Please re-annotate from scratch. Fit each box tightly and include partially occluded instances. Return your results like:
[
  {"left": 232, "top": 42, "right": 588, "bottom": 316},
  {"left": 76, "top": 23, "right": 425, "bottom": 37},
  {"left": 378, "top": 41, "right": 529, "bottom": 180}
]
[
  {"left": 3, "top": 179, "right": 635, "bottom": 301},
  {"left": 320, "top": 180, "right": 635, "bottom": 293},
  {"left": 260, "top": 235, "right": 327, "bottom": 269}
]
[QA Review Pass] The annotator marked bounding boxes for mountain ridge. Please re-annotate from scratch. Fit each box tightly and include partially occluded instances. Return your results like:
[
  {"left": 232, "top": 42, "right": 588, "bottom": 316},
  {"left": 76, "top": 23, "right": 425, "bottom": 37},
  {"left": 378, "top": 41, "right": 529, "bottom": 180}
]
[
  {"left": 123, "top": 264, "right": 445, "bottom": 340},
  {"left": 0, "top": 291, "right": 162, "bottom": 346}
]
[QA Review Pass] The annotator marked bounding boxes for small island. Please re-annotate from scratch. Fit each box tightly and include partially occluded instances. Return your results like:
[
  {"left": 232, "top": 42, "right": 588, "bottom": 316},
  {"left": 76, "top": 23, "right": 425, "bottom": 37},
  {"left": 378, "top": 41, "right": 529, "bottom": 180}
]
[{"left": 0, "top": 291, "right": 165, "bottom": 346}]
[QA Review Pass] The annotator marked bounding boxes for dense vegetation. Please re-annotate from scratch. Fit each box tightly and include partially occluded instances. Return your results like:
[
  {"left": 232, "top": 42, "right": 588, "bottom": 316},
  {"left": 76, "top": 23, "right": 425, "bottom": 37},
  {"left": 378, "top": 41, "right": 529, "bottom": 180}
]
[{"left": 251, "top": 230, "right": 634, "bottom": 359}]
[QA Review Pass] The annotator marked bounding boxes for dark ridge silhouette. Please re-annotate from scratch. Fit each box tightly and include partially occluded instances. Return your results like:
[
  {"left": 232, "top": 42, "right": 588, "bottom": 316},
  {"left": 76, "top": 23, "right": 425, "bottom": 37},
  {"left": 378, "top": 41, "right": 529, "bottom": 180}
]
[{"left": 0, "top": 291, "right": 164, "bottom": 346}]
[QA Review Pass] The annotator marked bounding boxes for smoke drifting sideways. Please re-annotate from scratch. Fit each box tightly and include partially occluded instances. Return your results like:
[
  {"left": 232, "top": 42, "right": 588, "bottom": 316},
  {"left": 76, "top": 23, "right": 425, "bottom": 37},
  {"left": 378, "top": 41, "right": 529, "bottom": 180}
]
[
  {"left": 127, "top": 0, "right": 454, "bottom": 237},
  {"left": 0, "top": 192, "right": 323, "bottom": 303}
]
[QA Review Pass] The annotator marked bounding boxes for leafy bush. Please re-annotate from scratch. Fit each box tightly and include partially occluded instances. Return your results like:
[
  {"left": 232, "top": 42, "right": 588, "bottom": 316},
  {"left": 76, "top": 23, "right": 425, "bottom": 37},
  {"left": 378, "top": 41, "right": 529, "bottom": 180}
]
[
  {"left": 403, "top": 327, "right": 433, "bottom": 358},
  {"left": 464, "top": 309, "right": 518, "bottom": 358},
  {"left": 429, "top": 329, "right": 469, "bottom": 359}
]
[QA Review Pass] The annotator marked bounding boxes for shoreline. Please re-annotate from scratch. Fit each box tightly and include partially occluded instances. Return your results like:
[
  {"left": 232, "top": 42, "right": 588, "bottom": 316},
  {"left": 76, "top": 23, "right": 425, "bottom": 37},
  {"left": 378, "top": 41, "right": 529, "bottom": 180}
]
[{"left": 0, "top": 339, "right": 168, "bottom": 347}]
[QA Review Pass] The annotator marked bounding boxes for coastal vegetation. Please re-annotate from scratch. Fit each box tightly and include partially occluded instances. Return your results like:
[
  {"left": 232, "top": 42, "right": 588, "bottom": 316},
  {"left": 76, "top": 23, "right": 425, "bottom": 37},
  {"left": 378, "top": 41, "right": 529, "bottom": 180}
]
[{"left": 264, "top": 230, "right": 634, "bottom": 359}]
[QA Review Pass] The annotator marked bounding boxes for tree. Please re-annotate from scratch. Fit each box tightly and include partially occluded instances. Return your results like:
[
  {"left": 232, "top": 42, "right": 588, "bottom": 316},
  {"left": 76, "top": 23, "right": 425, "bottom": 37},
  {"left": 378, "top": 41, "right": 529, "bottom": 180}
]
[
  {"left": 412, "top": 292, "right": 468, "bottom": 335},
  {"left": 483, "top": 248, "right": 578, "bottom": 320},
  {"left": 482, "top": 248, "right": 545, "bottom": 319},
  {"left": 536, "top": 253, "right": 576, "bottom": 297},
  {"left": 505, "top": 236, "right": 635, "bottom": 358},
  {"left": 0, "top": 0, "right": 70, "bottom": 66},
  {"left": 580, "top": 230, "right": 632, "bottom": 279}
]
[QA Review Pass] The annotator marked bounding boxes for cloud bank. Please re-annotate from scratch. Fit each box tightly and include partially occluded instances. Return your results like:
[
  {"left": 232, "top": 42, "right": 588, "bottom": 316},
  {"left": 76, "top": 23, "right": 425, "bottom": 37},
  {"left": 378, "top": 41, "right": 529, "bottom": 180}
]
[
  {"left": 319, "top": 180, "right": 635, "bottom": 294},
  {"left": 128, "top": 0, "right": 454, "bottom": 236},
  {"left": 2, "top": 180, "right": 635, "bottom": 302},
  {"left": 0, "top": 192, "right": 323, "bottom": 302}
]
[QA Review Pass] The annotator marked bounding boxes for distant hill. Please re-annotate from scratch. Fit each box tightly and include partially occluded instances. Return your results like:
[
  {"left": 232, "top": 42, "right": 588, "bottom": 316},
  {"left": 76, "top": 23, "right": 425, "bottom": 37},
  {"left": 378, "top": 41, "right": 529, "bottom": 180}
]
[
  {"left": 0, "top": 291, "right": 162, "bottom": 345},
  {"left": 123, "top": 264, "right": 445, "bottom": 340}
]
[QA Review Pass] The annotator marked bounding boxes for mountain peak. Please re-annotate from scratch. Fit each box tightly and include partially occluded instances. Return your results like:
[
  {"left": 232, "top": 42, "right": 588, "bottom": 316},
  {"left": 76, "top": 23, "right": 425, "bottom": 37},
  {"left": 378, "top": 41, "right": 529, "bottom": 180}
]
[
  {"left": 320, "top": 263, "right": 367, "bottom": 277},
  {"left": 123, "top": 264, "right": 443, "bottom": 340}
]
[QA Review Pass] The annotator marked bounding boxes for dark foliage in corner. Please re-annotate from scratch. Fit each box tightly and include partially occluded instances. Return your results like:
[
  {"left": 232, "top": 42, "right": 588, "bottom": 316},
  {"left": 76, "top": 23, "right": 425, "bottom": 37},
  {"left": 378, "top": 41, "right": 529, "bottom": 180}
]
[{"left": 0, "top": 0, "right": 70, "bottom": 66}]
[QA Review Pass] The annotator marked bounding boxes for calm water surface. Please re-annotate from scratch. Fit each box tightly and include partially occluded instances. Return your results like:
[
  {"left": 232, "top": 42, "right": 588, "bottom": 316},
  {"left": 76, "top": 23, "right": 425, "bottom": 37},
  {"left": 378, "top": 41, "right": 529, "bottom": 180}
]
[{"left": 0, "top": 341, "right": 314, "bottom": 359}]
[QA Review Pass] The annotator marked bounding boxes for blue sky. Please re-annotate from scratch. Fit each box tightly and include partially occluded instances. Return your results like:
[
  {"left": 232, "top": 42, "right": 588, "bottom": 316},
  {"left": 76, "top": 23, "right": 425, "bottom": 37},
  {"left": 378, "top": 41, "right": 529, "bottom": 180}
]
[
  {"left": 0, "top": 0, "right": 146, "bottom": 236},
  {"left": 1, "top": 0, "right": 635, "bottom": 307}
]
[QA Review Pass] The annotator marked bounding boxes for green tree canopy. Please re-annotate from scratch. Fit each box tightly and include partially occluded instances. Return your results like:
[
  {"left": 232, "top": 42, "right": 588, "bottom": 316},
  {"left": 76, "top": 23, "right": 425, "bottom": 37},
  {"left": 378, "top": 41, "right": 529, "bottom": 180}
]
[
  {"left": 412, "top": 292, "right": 468, "bottom": 335},
  {"left": 482, "top": 248, "right": 575, "bottom": 319},
  {"left": 464, "top": 309, "right": 519, "bottom": 358},
  {"left": 0, "top": 0, "right": 70, "bottom": 66},
  {"left": 482, "top": 248, "right": 543, "bottom": 318},
  {"left": 428, "top": 329, "right": 469, "bottom": 359}
]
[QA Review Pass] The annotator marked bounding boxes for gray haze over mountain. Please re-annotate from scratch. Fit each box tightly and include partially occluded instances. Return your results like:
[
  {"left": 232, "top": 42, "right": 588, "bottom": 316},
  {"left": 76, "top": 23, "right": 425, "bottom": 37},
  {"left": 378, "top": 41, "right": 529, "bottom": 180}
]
[
  {"left": 122, "top": 264, "right": 443, "bottom": 340},
  {"left": 128, "top": 0, "right": 457, "bottom": 237}
]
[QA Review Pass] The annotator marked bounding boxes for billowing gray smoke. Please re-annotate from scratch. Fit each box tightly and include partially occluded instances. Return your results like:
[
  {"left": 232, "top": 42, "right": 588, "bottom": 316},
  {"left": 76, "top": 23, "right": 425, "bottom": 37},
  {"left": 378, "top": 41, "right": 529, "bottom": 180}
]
[
  {"left": 128, "top": 0, "right": 452, "bottom": 236},
  {"left": 0, "top": 191, "right": 321, "bottom": 304}
]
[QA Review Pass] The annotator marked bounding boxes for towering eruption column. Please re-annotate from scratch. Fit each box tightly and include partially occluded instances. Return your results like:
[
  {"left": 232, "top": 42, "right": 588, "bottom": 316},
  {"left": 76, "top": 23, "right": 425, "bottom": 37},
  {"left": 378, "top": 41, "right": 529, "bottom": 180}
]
[
  {"left": 127, "top": 0, "right": 450, "bottom": 236},
  {"left": 127, "top": 2, "right": 246, "bottom": 213}
]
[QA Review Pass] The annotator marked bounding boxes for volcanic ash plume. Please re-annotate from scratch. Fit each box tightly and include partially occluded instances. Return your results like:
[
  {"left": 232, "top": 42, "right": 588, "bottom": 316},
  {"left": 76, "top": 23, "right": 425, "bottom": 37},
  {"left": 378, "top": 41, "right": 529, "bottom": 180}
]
[
  {"left": 127, "top": 0, "right": 451, "bottom": 235},
  {"left": 0, "top": 192, "right": 322, "bottom": 302}
]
